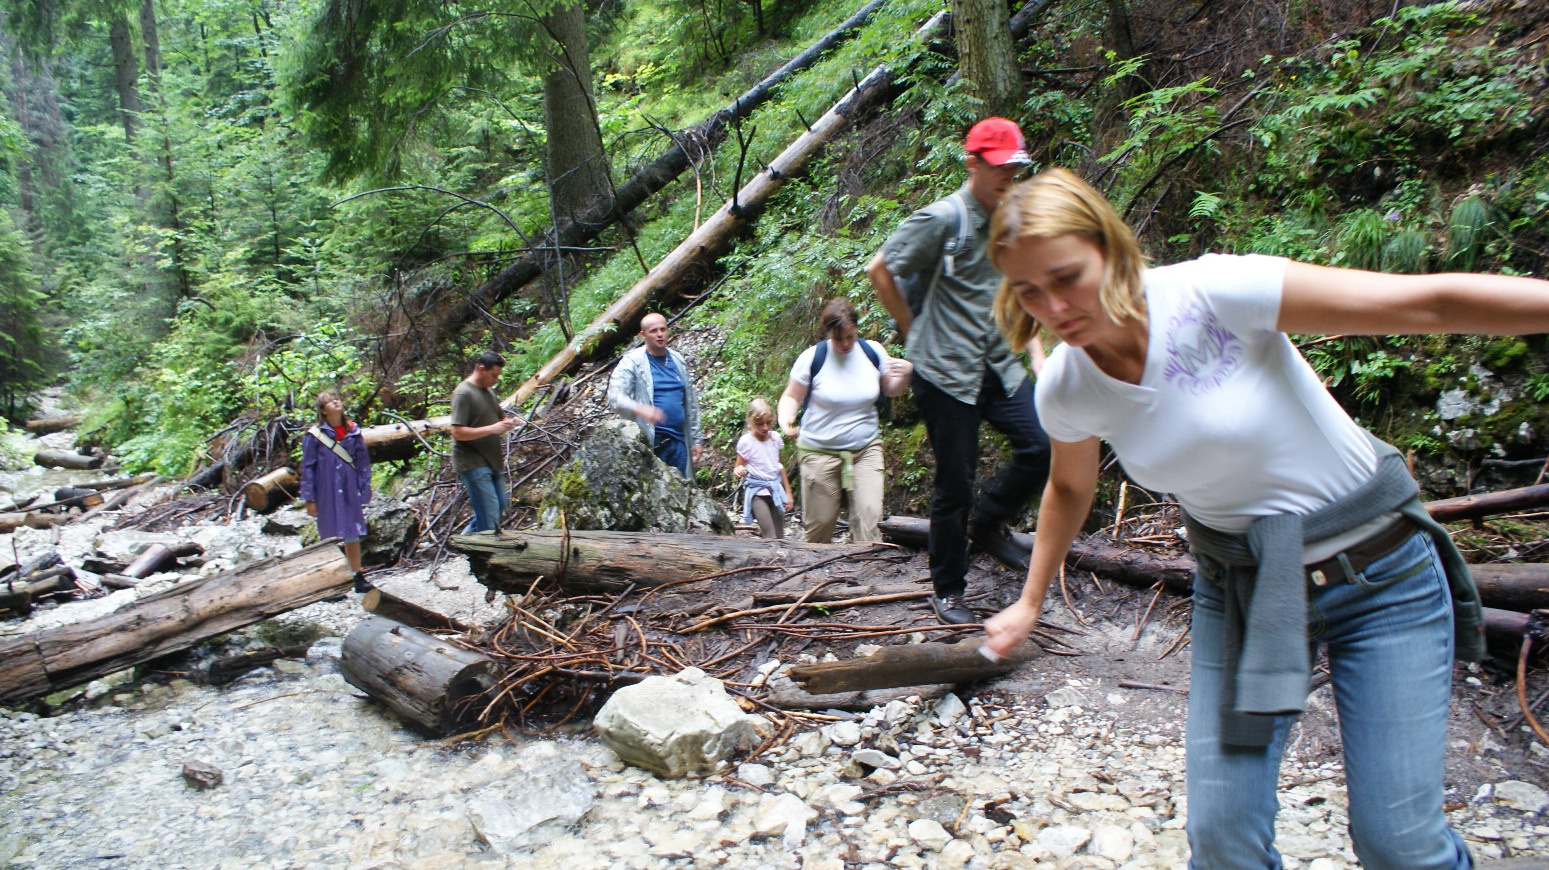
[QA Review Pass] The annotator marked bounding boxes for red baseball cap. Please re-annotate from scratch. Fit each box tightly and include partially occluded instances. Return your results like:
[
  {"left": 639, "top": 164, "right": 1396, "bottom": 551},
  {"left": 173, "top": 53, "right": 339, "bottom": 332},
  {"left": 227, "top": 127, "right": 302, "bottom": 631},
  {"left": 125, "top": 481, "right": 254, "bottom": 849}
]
[{"left": 964, "top": 117, "right": 1031, "bottom": 166}]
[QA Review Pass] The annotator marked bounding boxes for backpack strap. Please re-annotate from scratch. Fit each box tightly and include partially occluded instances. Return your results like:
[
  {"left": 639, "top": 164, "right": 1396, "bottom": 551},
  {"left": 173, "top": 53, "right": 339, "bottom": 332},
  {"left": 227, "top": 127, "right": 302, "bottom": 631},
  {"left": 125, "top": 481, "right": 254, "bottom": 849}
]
[
  {"left": 307, "top": 425, "right": 356, "bottom": 468},
  {"left": 800, "top": 341, "right": 884, "bottom": 418},
  {"left": 939, "top": 190, "right": 972, "bottom": 278}
]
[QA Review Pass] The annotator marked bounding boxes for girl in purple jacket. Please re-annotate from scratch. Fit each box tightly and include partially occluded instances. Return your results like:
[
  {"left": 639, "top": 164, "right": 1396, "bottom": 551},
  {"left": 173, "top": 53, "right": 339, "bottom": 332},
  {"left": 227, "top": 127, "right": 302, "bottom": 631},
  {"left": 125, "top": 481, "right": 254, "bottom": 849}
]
[{"left": 301, "top": 389, "right": 373, "bottom": 593}]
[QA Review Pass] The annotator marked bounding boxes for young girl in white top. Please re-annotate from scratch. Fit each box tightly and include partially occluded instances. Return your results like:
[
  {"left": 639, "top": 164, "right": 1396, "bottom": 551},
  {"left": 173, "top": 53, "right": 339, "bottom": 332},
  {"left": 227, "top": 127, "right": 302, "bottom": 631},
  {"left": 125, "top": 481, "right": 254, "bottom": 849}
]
[
  {"left": 733, "top": 398, "right": 794, "bottom": 539},
  {"left": 981, "top": 168, "right": 1549, "bottom": 870}
]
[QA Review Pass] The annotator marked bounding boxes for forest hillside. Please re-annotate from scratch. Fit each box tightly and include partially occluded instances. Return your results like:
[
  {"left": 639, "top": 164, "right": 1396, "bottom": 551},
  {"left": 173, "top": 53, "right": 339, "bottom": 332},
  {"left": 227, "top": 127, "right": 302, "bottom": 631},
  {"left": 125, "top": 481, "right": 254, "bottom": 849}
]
[{"left": 0, "top": 0, "right": 1547, "bottom": 542}]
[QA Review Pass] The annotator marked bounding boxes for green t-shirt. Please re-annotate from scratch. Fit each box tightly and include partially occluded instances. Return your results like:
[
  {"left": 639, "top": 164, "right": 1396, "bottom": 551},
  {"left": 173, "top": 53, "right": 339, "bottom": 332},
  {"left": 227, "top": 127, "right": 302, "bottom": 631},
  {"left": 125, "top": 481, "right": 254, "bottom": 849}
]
[{"left": 450, "top": 380, "right": 505, "bottom": 474}]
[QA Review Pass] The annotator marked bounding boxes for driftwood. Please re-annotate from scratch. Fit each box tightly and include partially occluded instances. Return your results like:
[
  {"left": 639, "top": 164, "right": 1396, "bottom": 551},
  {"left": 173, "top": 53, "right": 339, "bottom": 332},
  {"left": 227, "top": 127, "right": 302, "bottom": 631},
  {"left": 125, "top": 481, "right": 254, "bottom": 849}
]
[
  {"left": 0, "top": 540, "right": 351, "bottom": 705},
  {"left": 362, "top": 588, "right": 472, "bottom": 635},
  {"left": 786, "top": 637, "right": 1041, "bottom": 694},
  {"left": 0, "top": 511, "right": 72, "bottom": 534},
  {"left": 340, "top": 615, "right": 498, "bottom": 736},
  {"left": 72, "top": 475, "right": 163, "bottom": 524},
  {"left": 24, "top": 415, "right": 81, "bottom": 435},
  {"left": 0, "top": 567, "right": 78, "bottom": 615},
  {"left": 51, "top": 487, "right": 104, "bottom": 510},
  {"left": 33, "top": 449, "right": 103, "bottom": 471},
  {"left": 205, "top": 644, "right": 311, "bottom": 686},
  {"left": 123, "top": 544, "right": 179, "bottom": 580},
  {"left": 243, "top": 467, "right": 299, "bottom": 513},
  {"left": 451, "top": 529, "right": 907, "bottom": 595}
]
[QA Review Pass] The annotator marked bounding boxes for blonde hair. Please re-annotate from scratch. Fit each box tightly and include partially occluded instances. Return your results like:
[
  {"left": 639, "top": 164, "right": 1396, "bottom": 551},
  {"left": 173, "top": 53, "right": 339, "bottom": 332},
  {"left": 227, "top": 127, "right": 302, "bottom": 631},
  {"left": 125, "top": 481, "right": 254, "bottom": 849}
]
[
  {"left": 745, "top": 397, "right": 774, "bottom": 426},
  {"left": 989, "top": 168, "right": 1147, "bottom": 353}
]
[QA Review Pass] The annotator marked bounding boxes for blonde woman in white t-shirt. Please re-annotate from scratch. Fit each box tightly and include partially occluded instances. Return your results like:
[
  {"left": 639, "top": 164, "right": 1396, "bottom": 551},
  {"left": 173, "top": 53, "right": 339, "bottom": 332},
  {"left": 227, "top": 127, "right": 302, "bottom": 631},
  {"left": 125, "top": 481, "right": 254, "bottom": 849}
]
[
  {"left": 778, "top": 298, "right": 912, "bottom": 543},
  {"left": 979, "top": 168, "right": 1549, "bottom": 870}
]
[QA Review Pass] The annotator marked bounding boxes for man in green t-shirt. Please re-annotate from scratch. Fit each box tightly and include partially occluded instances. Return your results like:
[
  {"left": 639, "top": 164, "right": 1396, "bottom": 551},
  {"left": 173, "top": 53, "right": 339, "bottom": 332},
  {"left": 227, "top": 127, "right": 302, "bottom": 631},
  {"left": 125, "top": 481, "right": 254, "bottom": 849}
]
[{"left": 451, "top": 350, "right": 521, "bottom": 532}]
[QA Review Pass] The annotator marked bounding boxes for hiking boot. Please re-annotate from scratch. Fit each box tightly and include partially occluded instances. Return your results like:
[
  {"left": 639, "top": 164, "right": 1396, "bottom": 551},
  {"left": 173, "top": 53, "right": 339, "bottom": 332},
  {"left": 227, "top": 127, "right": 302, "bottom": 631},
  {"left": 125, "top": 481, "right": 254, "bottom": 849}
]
[
  {"left": 970, "top": 520, "right": 1031, "bottom": 575},
  {"left": 931, "top": 594, "right": 975, "bottom": 625},
  {"left": 353, "top": 571, "right": 373, "bottom": 594}
]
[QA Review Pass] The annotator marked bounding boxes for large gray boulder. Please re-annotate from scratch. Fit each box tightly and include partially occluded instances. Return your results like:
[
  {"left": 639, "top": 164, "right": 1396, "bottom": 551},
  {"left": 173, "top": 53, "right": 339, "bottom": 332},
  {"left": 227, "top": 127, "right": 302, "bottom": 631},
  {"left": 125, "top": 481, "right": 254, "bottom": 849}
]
[
  {"left": 540, "top": 419, "right": 733, "bottom": 534},
  {"left": 593, "top": 668, "right": 765, "bottom": 777}
]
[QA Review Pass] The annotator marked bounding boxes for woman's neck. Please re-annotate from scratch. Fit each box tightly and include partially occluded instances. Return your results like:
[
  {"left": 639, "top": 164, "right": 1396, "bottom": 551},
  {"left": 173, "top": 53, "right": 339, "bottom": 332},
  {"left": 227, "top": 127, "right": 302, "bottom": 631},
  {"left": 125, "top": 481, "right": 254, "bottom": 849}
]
[
  {"left": 325, "top": 413, "right": 346, "bottom": 428},
  {"left": 1084, "top": 320, "right": 1149, "bottom": 384}
]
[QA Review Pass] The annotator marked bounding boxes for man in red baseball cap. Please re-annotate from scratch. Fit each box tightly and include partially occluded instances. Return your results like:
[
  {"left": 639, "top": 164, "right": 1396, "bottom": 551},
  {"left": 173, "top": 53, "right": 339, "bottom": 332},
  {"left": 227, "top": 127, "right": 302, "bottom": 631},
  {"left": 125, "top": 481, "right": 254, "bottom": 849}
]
[{"left": 866, "top": 117, "right": 1050, "bottom": 626}]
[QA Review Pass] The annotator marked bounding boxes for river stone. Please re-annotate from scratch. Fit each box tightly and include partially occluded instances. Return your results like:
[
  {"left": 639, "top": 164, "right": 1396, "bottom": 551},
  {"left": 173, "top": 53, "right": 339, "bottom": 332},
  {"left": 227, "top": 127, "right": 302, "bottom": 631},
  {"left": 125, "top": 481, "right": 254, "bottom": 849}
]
[
  {"left": 465, "top": 742, "right": 595, "bottom": 853},
  {"left": 753, "top": 793, "right": 818, "bottom": 848},
  {"left": 1494, "top": 780, "right": 1549, "bottom": 814},
  {"left": 907, "top": 818, "right": 952, "bottom": 850},
  {"left": 1038, "top": 824, "right": 1091, "bottom": 858},
  {"left": 538, "top": 420, "right": 733, "bottom": 534},
  {"left": 594, "top": 668, "right": 763, "bottom": 777},
  {"left": 262, "top": 509, "right": 311, "bottom": 536}
]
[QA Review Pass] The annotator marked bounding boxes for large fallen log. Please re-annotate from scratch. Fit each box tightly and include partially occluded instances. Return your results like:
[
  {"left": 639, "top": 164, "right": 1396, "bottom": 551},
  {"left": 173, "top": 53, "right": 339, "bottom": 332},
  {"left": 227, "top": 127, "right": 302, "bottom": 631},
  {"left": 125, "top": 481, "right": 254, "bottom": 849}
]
[
  {"left": 786, "top": 636, "right": 1041, "bottom": 694},
  {"left": 0, "top": 511, "right": 72, "bottom": 534},
  {"left": 340, "top": 615, "right": 498, "bottom": 736},
  {"left": 24, "top": 415, "right": 81, "bottom": 435},
  {"left": 451, "top": 529, "right": 910, "bottom": 595},
  {"left": 33, "top": 449, "right": 103, "bottom": 471},
  {"left": 878, "top": 515, "right": 1549, "bottom": 613},
  {"left": 0, "top": 540, "right": 351, "bottom": 705},
  {"left": 50, "top": 487, "right": 103, "bottom": 510},
  {"left": 362, "top": 588, "right": 472, "bottom": 635}
]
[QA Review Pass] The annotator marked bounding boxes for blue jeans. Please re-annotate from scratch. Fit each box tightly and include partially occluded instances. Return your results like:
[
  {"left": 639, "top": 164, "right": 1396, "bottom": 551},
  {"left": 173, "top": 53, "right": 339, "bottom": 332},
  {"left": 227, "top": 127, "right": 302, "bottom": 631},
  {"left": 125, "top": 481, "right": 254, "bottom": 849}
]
[
  {"left": 654, "top": 433, "right": 689, "bottom": 477},
  {"left": 1187, "top": 530, "right": 1471, "bottom": 869},
  {"left": 459, "top": 466, "right": 509, "bottom": 533}
]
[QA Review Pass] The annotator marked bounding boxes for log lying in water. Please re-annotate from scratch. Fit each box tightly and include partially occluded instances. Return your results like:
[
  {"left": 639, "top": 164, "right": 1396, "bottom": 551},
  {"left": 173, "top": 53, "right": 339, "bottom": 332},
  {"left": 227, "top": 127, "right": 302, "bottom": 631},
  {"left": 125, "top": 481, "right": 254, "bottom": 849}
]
[
  {"left": 33, "top": 449, "right": 103, "bottom": 471},
  {"left": 340, "top": 615, "right": 497, "bottom": 736},
  {"left": 0, "top": 540, "right": 352, "bottom": 705},
  {"left": 450, "top": 529, "right": 899, "bottom": 595},
  {"left": 24, "top": 415, "right": 81, "bottom": 435}
]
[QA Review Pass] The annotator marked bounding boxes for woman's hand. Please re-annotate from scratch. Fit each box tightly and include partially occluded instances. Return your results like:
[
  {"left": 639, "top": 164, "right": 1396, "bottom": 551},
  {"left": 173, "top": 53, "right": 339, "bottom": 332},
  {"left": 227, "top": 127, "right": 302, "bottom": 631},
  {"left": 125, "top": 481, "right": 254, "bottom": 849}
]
[
  {"left": 984, "top": 598, "right": 1041, "bottom": 658},
  {"left": 304, "top": 501, "right": 317, "bottom": 517}
]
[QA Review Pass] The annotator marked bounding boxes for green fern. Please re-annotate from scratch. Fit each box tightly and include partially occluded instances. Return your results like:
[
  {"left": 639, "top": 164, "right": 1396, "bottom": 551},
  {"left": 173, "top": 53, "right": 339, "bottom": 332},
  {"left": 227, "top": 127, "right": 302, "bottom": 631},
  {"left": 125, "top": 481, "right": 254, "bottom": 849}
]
[
  {"left": 1381, "top": 230, "right": 1430, "bottom": 274},
  {"left": 1445, "top": 195, "right": 1491, "bottom": 272}
]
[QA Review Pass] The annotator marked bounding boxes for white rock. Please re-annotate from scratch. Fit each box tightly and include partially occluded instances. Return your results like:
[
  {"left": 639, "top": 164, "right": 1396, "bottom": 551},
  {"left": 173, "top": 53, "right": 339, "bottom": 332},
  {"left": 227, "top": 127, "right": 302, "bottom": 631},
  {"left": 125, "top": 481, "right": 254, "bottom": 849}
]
[
  {"left": 932, "top": 693, "right": 967, "bottom": 726},
  {"left": 593, "top": 668, "right": 763, "bottom": 777},
  {"left": 753, "top": 793, "right": 818, "bottom": 849},
  {"left": 907, "top": 819, "right": 952, "bottom": 851},
  {"left": 1493, "top": 780, "right": 1549, "bottom": 814},
  {"left": 463, "top": 742, "right": 594, "bottom": 852},
  {"left": 1037, "top": 824, "right": 1091, "bottom": 858},
  {"left": 938, "top": 837, "right": 975, "bottom": 865},
  {"left": 852, "top": 748, "right": 901, "bottom": 770},
  {"left": 689, "top": 786, "right": 728, "bottom": 820},
  {"left": 737, "top": 762, "right": 775, "bottom": 787},
  {"left": 825, "top": 721, "right": 863, "bottom": 747},
  {"left": 1091, "top": 824, "right": 1133, "bottom": 861},
  {"left": 1045, "top": 686, "right": 1086, "bottom": 707}
]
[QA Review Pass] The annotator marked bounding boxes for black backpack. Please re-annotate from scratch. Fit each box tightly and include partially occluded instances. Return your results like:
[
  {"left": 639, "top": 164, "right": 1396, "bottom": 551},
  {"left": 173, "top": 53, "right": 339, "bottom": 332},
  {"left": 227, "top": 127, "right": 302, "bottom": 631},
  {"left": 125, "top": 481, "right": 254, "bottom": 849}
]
[
  {"left": 890, "top": 190, "right": 975, "bottom": 331},
  {"left": 799, "top": 339, "right": 888, "bottom": 420}
]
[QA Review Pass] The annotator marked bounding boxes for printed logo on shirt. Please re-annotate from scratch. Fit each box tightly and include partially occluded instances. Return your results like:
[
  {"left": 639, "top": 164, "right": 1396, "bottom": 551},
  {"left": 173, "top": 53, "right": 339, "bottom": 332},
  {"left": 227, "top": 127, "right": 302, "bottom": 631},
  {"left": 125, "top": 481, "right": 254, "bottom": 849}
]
[{"left": 1161, "top": 301, "right": 1242, "bottom": 394}]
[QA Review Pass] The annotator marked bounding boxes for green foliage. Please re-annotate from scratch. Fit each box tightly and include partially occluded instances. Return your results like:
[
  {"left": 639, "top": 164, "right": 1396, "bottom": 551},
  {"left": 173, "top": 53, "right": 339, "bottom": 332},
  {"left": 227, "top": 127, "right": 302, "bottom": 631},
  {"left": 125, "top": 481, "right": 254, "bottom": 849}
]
[
  {"left": 1380, "top": 229, "right": 1429, "bottom": 274},
  {"left": 0, "top": 210, "right": 48, "bottom": 419},
  {"left": 1334, "top": 209, "right": 1388, "bottom": 270},
  {"left": 1445, "top": 195, "right": 1491, "bottom": 272}
]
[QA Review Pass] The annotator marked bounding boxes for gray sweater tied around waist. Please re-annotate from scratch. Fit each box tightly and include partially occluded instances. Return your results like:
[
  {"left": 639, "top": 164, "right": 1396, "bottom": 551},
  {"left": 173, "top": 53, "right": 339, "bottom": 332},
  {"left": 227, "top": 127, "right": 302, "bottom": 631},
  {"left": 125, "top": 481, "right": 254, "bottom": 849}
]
[{"left": 1182, "top": 435, "right": 1484, "bottom": 746}]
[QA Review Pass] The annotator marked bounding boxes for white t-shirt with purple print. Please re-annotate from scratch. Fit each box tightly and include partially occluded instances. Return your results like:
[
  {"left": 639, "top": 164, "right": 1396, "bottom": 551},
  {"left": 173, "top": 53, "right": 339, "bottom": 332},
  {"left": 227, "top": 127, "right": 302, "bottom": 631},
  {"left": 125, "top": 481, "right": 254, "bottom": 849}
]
[{"left": 1035, "top": 253, "right": 1377, "bottom": 533}]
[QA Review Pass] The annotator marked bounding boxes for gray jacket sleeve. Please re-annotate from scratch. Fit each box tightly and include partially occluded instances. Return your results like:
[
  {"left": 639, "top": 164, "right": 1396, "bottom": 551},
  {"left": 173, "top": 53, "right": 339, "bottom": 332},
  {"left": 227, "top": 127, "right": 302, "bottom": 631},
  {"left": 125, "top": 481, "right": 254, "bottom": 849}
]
[
  {"left": 607, "top": 350, "right": 644, "bottom": 417},
  {"left": 677, "top": 350, "right": 705, "bottom": 446}
]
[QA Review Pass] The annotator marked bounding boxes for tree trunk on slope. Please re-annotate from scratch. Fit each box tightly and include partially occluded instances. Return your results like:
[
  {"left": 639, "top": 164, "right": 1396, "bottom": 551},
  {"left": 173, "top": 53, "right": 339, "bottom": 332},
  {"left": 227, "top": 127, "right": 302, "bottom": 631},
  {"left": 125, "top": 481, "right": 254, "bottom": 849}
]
[
  {"left": 542, "top": 1, "right": 610, "bottom": 224},
  {"left": 952, "top": 0, "right": 1020, "bottom": 116},
  {"left": 108, "top": 13, "right": 141, "bottom": 146}
]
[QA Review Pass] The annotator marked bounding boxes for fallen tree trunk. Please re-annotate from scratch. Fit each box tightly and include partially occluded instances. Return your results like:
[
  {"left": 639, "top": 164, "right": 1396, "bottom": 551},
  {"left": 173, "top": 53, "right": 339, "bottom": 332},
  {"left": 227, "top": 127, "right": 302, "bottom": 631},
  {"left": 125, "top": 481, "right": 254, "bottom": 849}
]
[
  {"left": 73, "top": 476, "right": 163, "bottom": 524},
  {"left": 340, "top": 615, "right": 498, "bottom": 736},
  {"left": 879, "top": 515, "right": 1549, "bottom": 613},
  {"left": 50, "top": 487, "right": 103, "bottom": 510},
  {"left": 34, "top": 449, "right": 103, "bottom": 471},
  {"left": 786, "top": 636, "right": 1040, "bottom": 694},
  {"left": 362, "top": 588, "right": 472, "bottom": 635},
  {"left": 244, "top": 467, "right": 299, "bottom": 513},
  {"left": 0, "top": 540, "right": 351, "bottom": 705},
  {"left": 0, "top": 511, "right": 72, "bottom": 534},
  {"left": 123, "top": 544, "right": 179, "bottom": 580},
  {"left": 1426, "top": 484, "right": 1549, "bottom": 524},
  {"left": 24, "top": 415, "right": 81, "bottom": 435},
  {"left": 205, "top": 644, "right": 311, "bottom": 686},
  {"left": 424, "top": 0, "right": 894, "bottom": 351},
  {"left": 76, "top": 473, "right": 159, "bottom": 492},
  {"left": 502, "top": 11, "right": 951, "bottom": 411},
  {"left": 451, "top": 529, "right": 904, "bottom": 595}
]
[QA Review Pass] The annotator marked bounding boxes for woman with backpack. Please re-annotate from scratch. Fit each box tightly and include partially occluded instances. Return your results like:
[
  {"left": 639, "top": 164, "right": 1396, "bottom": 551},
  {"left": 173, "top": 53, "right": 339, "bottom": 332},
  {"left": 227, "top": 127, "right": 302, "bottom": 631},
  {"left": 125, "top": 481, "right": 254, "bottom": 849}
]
[{"left": 777, "top": 298, "right": 912, "bottom": 543}]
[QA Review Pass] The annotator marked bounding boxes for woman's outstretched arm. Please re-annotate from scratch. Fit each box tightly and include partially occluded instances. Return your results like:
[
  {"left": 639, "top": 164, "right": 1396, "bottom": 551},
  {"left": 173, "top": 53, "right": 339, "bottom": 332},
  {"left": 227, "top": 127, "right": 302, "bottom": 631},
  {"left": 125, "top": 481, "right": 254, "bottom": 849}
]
[
  {"left": 1277, "top": 262, "right": 1549, "bottom": 337},
  {"left": 984, "top": 436, "right": 1102, "bottom": 657}
]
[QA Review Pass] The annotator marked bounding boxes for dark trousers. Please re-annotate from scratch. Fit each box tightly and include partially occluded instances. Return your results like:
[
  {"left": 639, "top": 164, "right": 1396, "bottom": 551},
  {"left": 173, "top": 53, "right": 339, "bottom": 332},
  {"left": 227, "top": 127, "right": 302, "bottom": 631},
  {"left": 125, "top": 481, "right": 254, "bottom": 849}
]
[
  {"left": 654, "top": 433, "right": 690, "bottom": 477},
  {"left": 914, "top": 369, "right": 1051, "bottom": 597}
]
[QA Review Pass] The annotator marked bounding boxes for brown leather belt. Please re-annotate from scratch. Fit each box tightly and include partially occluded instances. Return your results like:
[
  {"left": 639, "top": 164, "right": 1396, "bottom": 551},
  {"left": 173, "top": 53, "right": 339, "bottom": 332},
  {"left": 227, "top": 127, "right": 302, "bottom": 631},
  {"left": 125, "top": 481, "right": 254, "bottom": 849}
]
[{"left": 1305, "top": 516, "right": 1418, "bottom": 587}]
